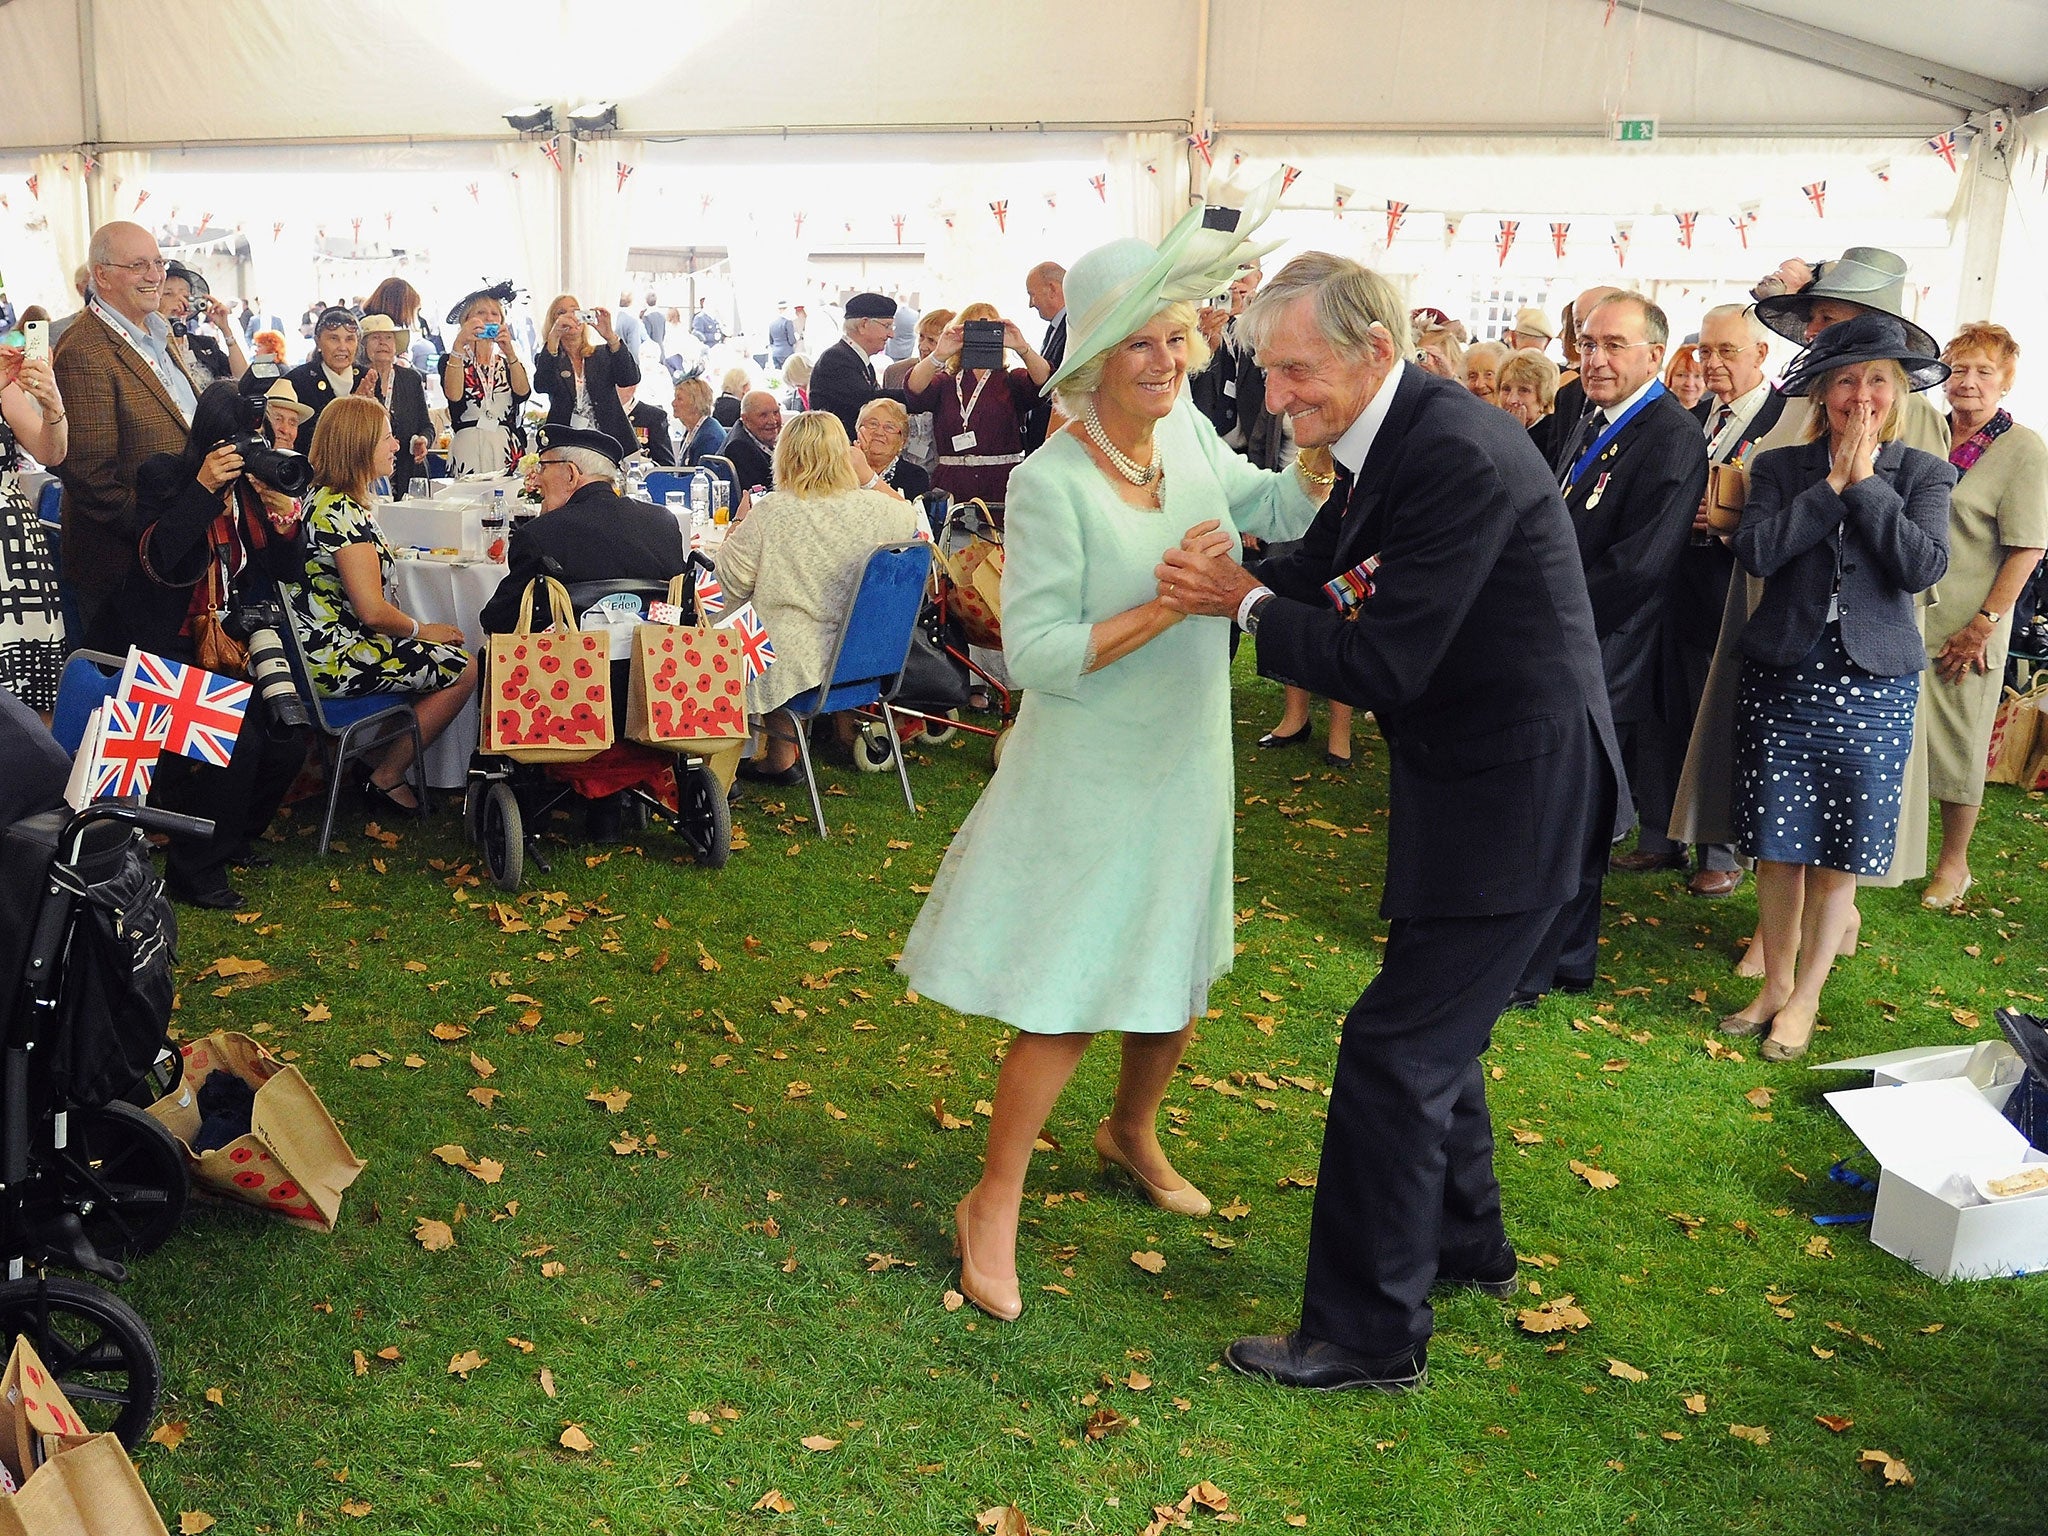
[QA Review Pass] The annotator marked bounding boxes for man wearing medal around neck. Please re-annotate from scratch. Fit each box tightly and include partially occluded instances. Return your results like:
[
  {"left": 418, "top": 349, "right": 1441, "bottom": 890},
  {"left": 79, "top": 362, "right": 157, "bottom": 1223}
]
[{"left": 1528, "top": 292, "right": 1707, "bottom": 1001}]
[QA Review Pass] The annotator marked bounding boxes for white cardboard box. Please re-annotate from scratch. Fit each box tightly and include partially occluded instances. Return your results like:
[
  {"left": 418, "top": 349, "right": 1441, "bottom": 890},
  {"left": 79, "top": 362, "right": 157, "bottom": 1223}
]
[
  {"left": 1824, "top": 1076, "right": 2048, "bottom": 1280},
  {"left": 1813, "top": 1041, "right": 2024, "bottom": 1110}
]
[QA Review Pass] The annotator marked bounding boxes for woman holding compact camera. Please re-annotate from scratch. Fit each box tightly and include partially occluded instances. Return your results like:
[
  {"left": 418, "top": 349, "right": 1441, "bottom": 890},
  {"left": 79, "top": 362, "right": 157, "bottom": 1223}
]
[
  {"left": 532, "top": 295, "right": 641, "bottom": 457},
  {"left": 442, "top": 284, "right": 530, "bottom": 476},
  {"left": 87, "top": 382, "right": 313, "bottom": 909}
]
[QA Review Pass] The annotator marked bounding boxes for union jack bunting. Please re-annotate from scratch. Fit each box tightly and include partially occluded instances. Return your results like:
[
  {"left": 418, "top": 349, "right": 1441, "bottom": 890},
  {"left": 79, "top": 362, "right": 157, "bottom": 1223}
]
[
  {"left": 989, "top": 200, "right": 1008, "bottom": 232},
  {"left": 1730, "top": 212, "right": 1756, "bottom": 249},
  {"left": 117, "top": 649, "right": 251, "bottom": 768},
  {"left": 1188, "top": 131, "right": 1214, "bottom": 168},
  {"left": 1803, "top": 180, "right": 1827, "bottom": 216},
  {"left": 1495, "top": 219, "right": 1519, "bottom": 267},
  {"left": 1089, "top": 174, "right": 1107, "bottom": 202},
  {"left": 1332, "top": 185, "right": 1352, "bottom": 221},
  {"left": 89, "top": 700, "right": 165, "bottom": 799},
  {"left": 1927, "top": 129, "right": 1960, "bottom": 171},
  {"left": 615, "top": 161, "right": 635, "bottom": 193},
  {"left": 1550, "top": 221, "right": 1570, "bottom": 260},
  {"left": 539, "top": 135, "right": 563, "bottom": 171},
  {"left": 1385, "top": 200, "right": 1409, "bottom": 247},
  {"left": 1280, "top": 164, "right": 1302, "bottom": 193},
  {"left": 1674, "top": 210, "right": 1698, "bottom": 248},
  {"left": 719, "top": 603, "right": 776, "bottom": 681}
]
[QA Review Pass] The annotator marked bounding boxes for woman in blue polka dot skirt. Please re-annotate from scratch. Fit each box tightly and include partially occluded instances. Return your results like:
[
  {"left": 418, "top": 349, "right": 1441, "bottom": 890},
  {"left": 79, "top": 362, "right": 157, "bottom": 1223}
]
[{"left": 1721, "top": 314, "right": 1954, "bottom": 1061}]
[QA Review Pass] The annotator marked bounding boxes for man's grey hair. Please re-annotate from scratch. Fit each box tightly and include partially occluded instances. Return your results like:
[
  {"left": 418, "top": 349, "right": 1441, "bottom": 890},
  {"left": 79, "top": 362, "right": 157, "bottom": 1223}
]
[
  {"left": 1701, "top": 302, "right": 1771, "bottom": 346},
  {"left": 1586, "top": 291, "right": 1670, "bottom": 348},
  {"left": 1240, "top": 253, "right": 1413, "bottom": 364},
  {"left": 556, "top": 446, "right": 619, "bottom": 484}
]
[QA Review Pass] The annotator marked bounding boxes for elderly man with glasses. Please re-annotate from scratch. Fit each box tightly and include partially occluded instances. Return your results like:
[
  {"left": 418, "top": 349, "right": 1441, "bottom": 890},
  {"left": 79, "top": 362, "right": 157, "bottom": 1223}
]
[
  {"left": 51, "top": 221, "right": 206, "bottom": 635},
  {"left": 476, "top": 425, "right": 688, "bottom": 637}
]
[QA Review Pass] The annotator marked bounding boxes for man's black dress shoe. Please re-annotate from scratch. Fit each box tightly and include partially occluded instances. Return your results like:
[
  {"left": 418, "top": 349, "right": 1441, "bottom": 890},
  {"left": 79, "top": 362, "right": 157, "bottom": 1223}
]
[
  {"left": 1505, "top": 988, "right": 1545, "bottom": 1011},
  {"left": 1610, "top": 848, "right": 1685, "bottom": 873},
  {"left": 168, "top": 877, "right": 243, "bottom": 911},
  {"left": 1224, "top": 1331, "right": 1426, "bottom": 1393},
  {"left": 1435, "top": 1240, "right": 1520, "bottom": 1298},
  {"left": 1557, "top": 974, "right": 1595, "bottom": 995},
  {"left": 736, "top": 760, "right": 805, "bottom": 786}
]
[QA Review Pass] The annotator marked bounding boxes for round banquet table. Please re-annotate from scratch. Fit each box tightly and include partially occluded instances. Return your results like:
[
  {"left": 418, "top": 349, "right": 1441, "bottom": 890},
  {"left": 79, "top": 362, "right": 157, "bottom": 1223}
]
[{"left": 386, "top": 555, "right": 506, "bottom": 789}]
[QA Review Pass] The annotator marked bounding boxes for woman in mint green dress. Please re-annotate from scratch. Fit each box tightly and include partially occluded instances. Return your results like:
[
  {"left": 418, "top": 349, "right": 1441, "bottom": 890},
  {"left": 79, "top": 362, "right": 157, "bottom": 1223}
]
[{"left": 897, "top": 188, "right": 1334, "bottom": 1321}]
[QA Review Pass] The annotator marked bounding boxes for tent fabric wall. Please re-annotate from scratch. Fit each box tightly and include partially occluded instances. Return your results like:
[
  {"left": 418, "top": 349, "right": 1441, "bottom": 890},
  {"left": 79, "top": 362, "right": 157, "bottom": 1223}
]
[{"left": 32, "top": 154, "right": 92, "bottom": 295}]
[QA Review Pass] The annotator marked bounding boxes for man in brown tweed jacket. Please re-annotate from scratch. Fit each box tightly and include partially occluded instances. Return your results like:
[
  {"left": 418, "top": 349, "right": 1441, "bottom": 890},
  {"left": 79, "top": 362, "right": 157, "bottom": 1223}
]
[{"left": 52, "top": 221, "right": 202, "bottom": 636}]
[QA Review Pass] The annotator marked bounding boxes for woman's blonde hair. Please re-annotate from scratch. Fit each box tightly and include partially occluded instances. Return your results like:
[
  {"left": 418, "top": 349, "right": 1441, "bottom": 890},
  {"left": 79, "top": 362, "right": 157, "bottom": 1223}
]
[
  {"left": 719, "top": 366, "right": 751, "bottom": 397},
  {"left": 673, "top": 375, "right": 714, "bottom": 417},
  {"left": 784, "top": 354, "right": 813, "bottom": 387},
  {"left": 1943, "top": 322, "right": 2021, "bottom": 392},
  {"left": 544, "top": 294, "right": 595, "bottom": 359},
  {"left": 1802, "top": 358, "right": 1909, "bottom": 444},
  {"left": 917, "top": 307, "right": 956, "bottom": 345},
  {"left": 1052, "top": 300, "right": 1213, "bottom": 416},
  {"left": 935, "top": 301, "right": 1002, "bottom": 376},
  {"left": 858, "top": 396, "right": 909, "bottom": 433},
  {"left": 1496, "top": 348, "right": 1560, "bottom": 414},
  {"left": 773, "top": 411, "right": 861, "bottom": 498},
  {"left": 310, "top": 396, "right": 389, "bottom": 502}
]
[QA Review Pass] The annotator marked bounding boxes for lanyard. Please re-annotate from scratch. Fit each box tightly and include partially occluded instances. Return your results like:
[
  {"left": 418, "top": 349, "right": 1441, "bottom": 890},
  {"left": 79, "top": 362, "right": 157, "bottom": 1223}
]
[
  {"left": 1564, "top": 380, "right": 1665, "bottom": 494},
  {"left": 954, "top": 367, "right": 993, "bottom": 430}
]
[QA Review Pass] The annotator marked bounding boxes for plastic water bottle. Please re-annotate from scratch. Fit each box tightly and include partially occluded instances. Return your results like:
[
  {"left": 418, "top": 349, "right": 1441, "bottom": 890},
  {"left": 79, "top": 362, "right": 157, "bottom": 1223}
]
[
  {"left": 481, "top": 489, "right": 509, "bottom": 563},
  {"left": 689, "top": 471, "right": 711, "bottom": 523}
]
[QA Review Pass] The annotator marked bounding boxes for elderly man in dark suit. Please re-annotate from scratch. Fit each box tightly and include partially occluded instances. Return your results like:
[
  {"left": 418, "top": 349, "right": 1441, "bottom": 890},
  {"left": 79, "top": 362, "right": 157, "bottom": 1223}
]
[
  {"left": 1157, "top": 253, "right": 1623, "bottom": 1393},
  {"left": 1021, "top": 262, "right": 1066, "bottom": 451},
  {"left": 809, "top": 291, "right": 896, "bottom": 435},
  {"left": 1626, "top": 303, "right": 1787, "bottom": 895},
  {"left": 1531, "top": 292, "right": 1706, "bottom": 1002},
  {"left": 477, "top": 426, "right": 687, "bottom": 636},
  {"left": 51, "top": 220, "right": 201, "bottom": 636},
  {"left": 720, "top": 390, "right": 782, "bottom": 493}
]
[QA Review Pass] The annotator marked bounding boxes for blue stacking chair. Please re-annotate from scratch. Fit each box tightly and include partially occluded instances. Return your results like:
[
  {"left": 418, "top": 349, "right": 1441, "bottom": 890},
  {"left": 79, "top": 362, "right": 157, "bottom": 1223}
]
[
  {"left": 35, "top": 482, "right": 82, "bottom": 654},
  {"left": 277, "top": 598, "right": 426, "bottom": 854},
  {"left": 781, "top": 542, "right": 934, "bottom": 838},
  {"left": 50, "top": 650, "right": 124, "bottom": 754},
  {"left": 643, "top": 468, "right": 700, "bottom": 506}
]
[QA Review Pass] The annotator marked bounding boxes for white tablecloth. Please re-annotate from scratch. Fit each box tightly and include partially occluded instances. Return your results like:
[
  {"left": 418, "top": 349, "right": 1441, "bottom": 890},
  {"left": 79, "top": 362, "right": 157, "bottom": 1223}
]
[
  {"left": 377, "top": 476, "right": 525, "bottom": 552},
  {"left": 389, "top": 556, "right": 506, "bottom": 788}
]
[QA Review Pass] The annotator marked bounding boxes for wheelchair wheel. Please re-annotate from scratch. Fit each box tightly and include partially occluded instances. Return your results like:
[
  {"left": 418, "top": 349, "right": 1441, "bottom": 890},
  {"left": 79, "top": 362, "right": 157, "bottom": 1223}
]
[
  {"left": 853, "top": 719, "right": 896, "bottom": 774},
  {"left": 0, "top": 1276, "right": 161, "bottom": 1449},
  {"left": 992, "top": 725, "right": 1013, "bottom": 768},
  {"left": 481, "top": 781, "right": 524, "bottom": 891},
  {"left": 673, "top": 763, "right": 732, "bottom": 870},
  {"left": 917, "top": 709, "right": 960, "bottom": 746},
  {"left": 57, "top": 1102, "right": 189, "bottom": 1261}
]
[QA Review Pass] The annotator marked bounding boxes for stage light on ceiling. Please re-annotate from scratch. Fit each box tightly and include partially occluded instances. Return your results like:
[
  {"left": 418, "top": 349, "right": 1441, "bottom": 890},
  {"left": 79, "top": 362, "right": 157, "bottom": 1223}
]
[
  {"left": 567, "top": 101, "right": 619, "bottom": 136},
  {"left": 504, "top": 104, "right": 556, "bottom": 134}
]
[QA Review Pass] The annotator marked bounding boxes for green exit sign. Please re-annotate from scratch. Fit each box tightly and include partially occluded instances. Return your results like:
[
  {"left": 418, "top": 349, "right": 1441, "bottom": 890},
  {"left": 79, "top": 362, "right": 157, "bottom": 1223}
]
[{"left": 1614, "top": 115, "right": 1659, "bottom": 143}]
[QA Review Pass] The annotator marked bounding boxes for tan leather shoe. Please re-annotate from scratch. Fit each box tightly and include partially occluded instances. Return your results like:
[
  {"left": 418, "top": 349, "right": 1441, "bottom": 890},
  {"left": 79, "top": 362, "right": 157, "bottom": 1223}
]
[
  {"left": 1094, "top": 1121, "right": 1211, "bottom": 1218},
  {"left": 953, "top": 1196, "right": 1021, "bottom": 1322},
  {"left": 1689, "top": 868, "right": 1745, "bottom": 898}
]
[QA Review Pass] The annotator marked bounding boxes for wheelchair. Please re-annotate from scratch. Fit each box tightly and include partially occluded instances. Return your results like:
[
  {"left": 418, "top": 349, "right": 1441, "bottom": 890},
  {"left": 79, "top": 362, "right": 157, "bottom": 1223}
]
[
  {"left": 464, "top": 576, "right": 734, "bottom": 891},
  {"left": 0, "top": 797, "right": 208, "bottom": 1449}
]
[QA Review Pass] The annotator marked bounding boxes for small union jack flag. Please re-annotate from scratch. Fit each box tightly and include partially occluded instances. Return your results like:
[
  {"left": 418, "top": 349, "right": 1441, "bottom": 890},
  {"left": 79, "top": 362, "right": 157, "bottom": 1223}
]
[
  {"left": 1550, "top": 220, "right": 1570, "bottom": 260},
  {"left": 117, "top": 648, "right": 251, "bottom": 768},
  {"left": 719, "top": 603, "right": 775, "bottom": 681},
  {"left": 1089, "top": 173, "right": 1107, "bottom": 202},
  {"left": 1385, "top": 200, "right": 1409, "bottom": 247},
  {"left": 1927, "top": 129, "right": 1960, "bottom": 171},
  {"left": 1332, "top": 185, "right": 1351, "bottom": 220},
  {"left": 892, "top": 213, "right": 906, "bottom": 243},
  {"left": 1188, "top": 130, "right": 1214, "bottom": 168},
  {"left": 989, "top": 199, "right": 1008, "bottom": 232},
  {"left": 794, "top": 211, "right": 806, "bottom": 238},
  {"left": 693, "top": 572, "right": 725, "bottom": 616},
  {"left": 1803, "top": 180, "right": 1827, "bottom": 216},
  {"left": 1280, "top": 163, "right": 1302, "bottom": 193},
  {"left": 1675, "top": 210, "right": 1698, "bottom": 248},
  {"left": 1730, "top": 211, "right": 1756, "bottom": 249},
  {"left": 540, "top": 134, "right": 563, "bottom": 171},
  {"left": 615, "top": 160, "right": 634, "bottom": 193},
  {"left": 24, "top": 174, "right": 37, "bottom": 201},
  {"left": 88, "top": 700, "right": 165, "bottom": 799},
  {"left": 1496, "top": 219, "right": 1519, "bottom": 267}
]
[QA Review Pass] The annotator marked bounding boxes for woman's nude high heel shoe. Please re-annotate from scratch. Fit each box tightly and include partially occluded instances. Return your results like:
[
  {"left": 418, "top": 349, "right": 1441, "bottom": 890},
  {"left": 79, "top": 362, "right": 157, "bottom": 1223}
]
[
  {"left": 1094, "top": 1121, "right": 1212, "bottom": 1218},
  {"left": 952, "top": 1197, "right": 1021, "bottom": 1322}
]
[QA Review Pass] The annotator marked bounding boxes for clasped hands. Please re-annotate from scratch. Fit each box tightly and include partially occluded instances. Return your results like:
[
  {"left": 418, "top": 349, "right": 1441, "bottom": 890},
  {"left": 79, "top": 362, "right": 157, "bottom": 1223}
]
[
  {"left": 1156, "top": 519, "right": 1257, "bottom": 618},
  {"left": 1827, "top": 401, "right": 1882, "bottom": 492}
]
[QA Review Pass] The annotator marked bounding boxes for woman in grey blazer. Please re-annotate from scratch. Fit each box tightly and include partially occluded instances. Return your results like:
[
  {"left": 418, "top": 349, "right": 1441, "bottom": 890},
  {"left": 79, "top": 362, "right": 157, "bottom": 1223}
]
[{"left": 1721, "top": 314, "right": 1953, "bottom": 1060}]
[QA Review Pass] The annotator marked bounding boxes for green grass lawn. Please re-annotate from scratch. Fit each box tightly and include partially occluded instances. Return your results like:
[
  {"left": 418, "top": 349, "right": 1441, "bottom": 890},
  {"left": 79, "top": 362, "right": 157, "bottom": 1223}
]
[{"left": 125, "top": 656, "right": 2048, "bottom": 1535}]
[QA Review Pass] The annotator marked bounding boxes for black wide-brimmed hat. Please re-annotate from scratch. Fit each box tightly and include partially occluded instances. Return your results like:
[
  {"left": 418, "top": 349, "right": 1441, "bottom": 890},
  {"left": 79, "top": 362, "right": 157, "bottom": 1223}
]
[
  {"left": 536, "top": 423, "right": 626, "bottom": 464},
  {"left": 1754, "top": 246, "right": 1938, "bottom": 355},
  {"left": 1777, "top": 312, "right": 1952, "bottom": 398},
  {"left": 164, "top": 260, "right": 210, "bottom": 299},
  {"left": 447, "top": 280, "right": 518, "bottom": 324}
]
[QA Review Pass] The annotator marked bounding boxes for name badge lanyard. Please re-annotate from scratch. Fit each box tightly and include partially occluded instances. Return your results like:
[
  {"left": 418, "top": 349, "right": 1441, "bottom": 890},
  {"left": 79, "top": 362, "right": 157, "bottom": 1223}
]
[
  {"left": 953, "top": 367, "right": 993, "bottom": 450},
  {"left": 1562, "top": 380, "right": 1665, "bottom": 497}
]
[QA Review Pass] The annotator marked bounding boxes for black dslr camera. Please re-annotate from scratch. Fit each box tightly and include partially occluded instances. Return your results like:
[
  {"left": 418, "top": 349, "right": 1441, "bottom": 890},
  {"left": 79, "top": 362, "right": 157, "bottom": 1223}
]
[
  {"left": 224, "top": 390, "right": 312, "bottom": 496},
  {"left": 221, "top": 599, "right": 309, "bottom": 731}
]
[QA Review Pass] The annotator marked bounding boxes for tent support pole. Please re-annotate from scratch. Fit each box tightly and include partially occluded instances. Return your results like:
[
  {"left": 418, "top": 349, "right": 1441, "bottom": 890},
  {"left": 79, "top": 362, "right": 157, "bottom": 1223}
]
[
  {"left": 77, "top": 0, "right": 102, "bottom": 225},
  {"left": 1955, "top": 129, "right": 2011, "bottom": 324}
]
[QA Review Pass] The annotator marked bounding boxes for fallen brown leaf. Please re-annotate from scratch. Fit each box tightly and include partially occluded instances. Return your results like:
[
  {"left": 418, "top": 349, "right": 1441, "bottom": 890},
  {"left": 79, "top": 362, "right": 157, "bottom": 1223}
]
[
  {"left": 559, "top": 1423, "right": 594, "bottom": 1453},
  {"left": 340, "top": 1499, "right": 372, "bottom": 1518},
  {"left": 180, "top": 1514, "right": 217, "bottom": 1535},
  {"left": 1728, "top": 1423, "right": 1771, "bottom": 1446},
  {"left": 587, "top": 1087, "right": 632, "bottom": 1113},
  {"left": 1606, "top": 1358, "right": 1648, "bottom": 1383},
  {"left": 799, "top": 1434, "right": 840, "bottom": 1452},
  {"left": 1569, "top": 1159, "right": 1619, "bottom": 1191},
  {"left": 752, "top": 1490, "right": 795, "bottom": 1514},
  {"left": 447, "top": 1349, "right": 487, "bottom": 1379},
  {"left": 1130, "top": 1250, "right": 1167, "bottom": 1275},
  {"left": 413, "top": 1218, "right": 455, "bottom": 1252},
  {"left": 1816, "top": 1414, "right": 1854, "bottom": 1433},
  {"left": 1516, "top": 1295, "right": 1592, "bottom": 1335},
  {"left": 149, "top": 1420, "right": 189, "bottom": 1451},
  {"left": 975, "top": 1507, "right": 1029, "bottom": 1536},
  {"left": 1858, "top": 1449, "right": 1914, "bottom": 1486}
]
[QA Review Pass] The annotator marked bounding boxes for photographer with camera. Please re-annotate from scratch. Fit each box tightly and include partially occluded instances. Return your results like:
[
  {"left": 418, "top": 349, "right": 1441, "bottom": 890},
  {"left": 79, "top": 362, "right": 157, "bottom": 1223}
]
[
  {"left": 85, "top": 381, "right": 313, "bottom": 909},
  {"left": 162, "top": 262, "right": 249, "bottom": 388},
  {"left": 288, "top": 395, "right": 475, "bottom": 817},
  {"left": 533, "top": 294, "right": 641, "bottom": 458},
  {"left": 442, "top": 283, "right": 530, "bottom": 476}
]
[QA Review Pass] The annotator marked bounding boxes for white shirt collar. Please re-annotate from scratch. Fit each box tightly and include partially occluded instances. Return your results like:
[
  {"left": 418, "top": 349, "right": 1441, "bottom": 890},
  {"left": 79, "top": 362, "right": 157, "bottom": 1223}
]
[
  {"left": 1708, "top": 378, "right": 1771, "bottom": 437},
  {"left": 1591, "top": 375, "right": 1658, "bottom": 425},
  {"left": 1331, "top": 359, "right": 1407, "bottom": 477}
]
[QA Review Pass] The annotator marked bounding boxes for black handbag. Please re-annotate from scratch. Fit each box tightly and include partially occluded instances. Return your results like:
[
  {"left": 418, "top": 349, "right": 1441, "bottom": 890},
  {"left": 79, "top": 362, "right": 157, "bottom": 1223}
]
[{"left": 894, "top": 618, "right": 971, "bottom": 711}]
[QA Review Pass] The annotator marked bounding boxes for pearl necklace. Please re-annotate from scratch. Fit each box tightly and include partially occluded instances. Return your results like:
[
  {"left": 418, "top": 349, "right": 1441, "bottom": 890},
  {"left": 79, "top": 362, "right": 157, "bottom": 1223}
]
[{"left": 1084, "top": 402, "right": 1162, "bottom": 487}]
